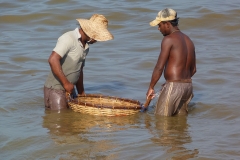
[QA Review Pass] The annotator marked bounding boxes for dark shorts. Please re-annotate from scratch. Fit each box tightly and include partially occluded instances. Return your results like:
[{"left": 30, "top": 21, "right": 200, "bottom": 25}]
[
  {"left": 44, "top": 86, "right": 68, "bottom": 110},
  {"left": 155, "top": 80, "right": 193, "bottom": 116}
]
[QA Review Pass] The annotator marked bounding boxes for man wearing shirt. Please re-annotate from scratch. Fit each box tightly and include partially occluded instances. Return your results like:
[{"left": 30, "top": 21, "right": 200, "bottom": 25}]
[{"left": 44, "top": 14, "right": 113, "bottom": 110}]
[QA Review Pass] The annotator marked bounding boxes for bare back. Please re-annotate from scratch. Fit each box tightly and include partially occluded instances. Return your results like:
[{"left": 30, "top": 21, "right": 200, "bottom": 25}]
[
  {"left": 147, "top": 9, "right": 197, "bottom": 103},
  {"left": 163, "top": 31, "right": 196, "bottom": 80}
]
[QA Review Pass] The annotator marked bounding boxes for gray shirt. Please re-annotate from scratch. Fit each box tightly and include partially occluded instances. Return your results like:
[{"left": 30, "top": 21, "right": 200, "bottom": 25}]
[{"left": 44, "top": 28, "right": 89, "bottom": 90}]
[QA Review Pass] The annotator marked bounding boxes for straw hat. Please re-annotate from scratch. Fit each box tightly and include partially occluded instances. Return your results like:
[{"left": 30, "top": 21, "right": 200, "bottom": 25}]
[{"left": 76, "top": 14, "right": 113, "bottom": 41}]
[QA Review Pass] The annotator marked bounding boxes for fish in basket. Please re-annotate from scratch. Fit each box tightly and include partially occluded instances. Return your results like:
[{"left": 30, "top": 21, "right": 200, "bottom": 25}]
[{"left": 67, "top": 94, "right": 143, "bottom": 116}]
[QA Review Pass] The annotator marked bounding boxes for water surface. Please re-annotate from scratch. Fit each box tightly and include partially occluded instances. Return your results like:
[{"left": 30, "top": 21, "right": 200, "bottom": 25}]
[{"left": 1, "top": 0, "right": 240, "bottom": 159}]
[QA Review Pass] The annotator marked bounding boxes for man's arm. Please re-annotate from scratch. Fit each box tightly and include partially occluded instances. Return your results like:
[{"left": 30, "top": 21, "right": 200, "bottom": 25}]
[
  {"left": 48, "top": 51, "right": 74, "bottom": 93},
  {"left": 146, "top": 37, "right": 172, "bottom": 98},
  {"left": 76, "top": 64, "right": 85, "bottom": 95}
]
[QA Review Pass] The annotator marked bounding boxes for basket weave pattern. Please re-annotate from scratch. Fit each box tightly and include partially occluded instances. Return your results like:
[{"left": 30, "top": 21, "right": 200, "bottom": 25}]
[{"left": 68, "top": 94, "right": 142, "bottom": 116}]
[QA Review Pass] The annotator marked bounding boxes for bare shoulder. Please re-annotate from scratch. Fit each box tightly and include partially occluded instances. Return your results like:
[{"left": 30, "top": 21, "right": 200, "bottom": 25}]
[
  {"left": 161, "top": 35, "right": 174, "bottom": 46},
  {"left": 183, "top": 33, "right": 195, "bottom": 46}
]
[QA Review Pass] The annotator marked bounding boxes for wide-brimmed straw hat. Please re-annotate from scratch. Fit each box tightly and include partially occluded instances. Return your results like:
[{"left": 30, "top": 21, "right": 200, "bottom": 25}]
[
  {"left": 150, "top": 8, "right": 178, "bottom": 26},
  {"left": 76, "top": 14, "right": 113, "bottom": 41}
]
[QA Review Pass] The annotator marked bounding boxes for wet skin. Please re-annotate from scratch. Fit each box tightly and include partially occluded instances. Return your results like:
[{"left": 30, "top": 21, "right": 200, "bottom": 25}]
[{"left": 146, "top": 21, "right": 196, "bottom": 98}]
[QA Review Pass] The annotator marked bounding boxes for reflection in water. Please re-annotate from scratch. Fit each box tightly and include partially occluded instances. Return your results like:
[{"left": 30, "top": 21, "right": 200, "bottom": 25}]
[
  {"left": 145, "top": 115, "right": 199, "bottom": 159},
  {"left": 42, "top": 109, "right": 140, "bottom": 159}
]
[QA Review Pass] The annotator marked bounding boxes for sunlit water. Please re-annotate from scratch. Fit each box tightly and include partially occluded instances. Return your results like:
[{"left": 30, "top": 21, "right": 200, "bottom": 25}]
[{"left": 1, "top": 0, "right": 240, "bottom": 159}]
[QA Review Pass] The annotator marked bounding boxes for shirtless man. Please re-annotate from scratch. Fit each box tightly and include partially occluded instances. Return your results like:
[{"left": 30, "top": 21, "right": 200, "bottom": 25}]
[{"left": 146, "top": 8, "right": 196, "bottom": 116}]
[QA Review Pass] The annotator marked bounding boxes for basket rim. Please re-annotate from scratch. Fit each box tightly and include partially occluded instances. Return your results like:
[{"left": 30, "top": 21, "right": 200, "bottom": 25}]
[{"left": 69, "top": 94, "right": 142, "bottom": 110}]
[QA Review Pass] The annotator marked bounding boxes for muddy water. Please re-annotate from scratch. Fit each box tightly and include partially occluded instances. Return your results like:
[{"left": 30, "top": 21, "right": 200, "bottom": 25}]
[{"left": 1, "top": 0, "right": 240, "bottom": 159}]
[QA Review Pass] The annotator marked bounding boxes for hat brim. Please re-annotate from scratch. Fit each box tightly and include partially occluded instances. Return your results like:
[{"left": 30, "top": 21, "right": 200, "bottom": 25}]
[
  {"left": 150, "top": 16, "right": 178, "bottom": 27},
  {"left": 77, "top": 19, "right": 113, "bottom": 41},
  {"left": 149, "top": 19, "right": 161, "bottom": 26}
]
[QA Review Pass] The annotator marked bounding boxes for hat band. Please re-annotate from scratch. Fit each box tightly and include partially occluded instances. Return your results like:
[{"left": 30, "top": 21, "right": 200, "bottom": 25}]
[{"left": 156, "top": 16, "right": 176, "bottom": 21}]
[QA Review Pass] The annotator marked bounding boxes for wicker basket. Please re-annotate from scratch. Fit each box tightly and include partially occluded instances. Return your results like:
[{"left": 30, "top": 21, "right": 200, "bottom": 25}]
[{"left": 68, "top": 94, "right": 142, "bottom": 116}]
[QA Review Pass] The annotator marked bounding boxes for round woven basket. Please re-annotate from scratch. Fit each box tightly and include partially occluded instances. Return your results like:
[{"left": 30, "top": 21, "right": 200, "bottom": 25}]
[{"left": 68, "top": 94, "right": 142, "bottom": 116}]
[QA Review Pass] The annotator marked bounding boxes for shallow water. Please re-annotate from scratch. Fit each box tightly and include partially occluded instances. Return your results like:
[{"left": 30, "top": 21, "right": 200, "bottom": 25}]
[{"left": 1, "top": 0, "right": 240, "bottom": 159}]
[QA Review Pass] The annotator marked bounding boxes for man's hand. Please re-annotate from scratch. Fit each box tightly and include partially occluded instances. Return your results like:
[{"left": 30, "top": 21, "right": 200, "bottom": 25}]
[
  {"left": 78, "top": 91, "right": 85, "bottom": 95},
  {"left": 63, "top": 82, "right": 74, "bottom": 94},
  {"left": 146, "top": 88, "right": 155, "bottom": 100}
]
